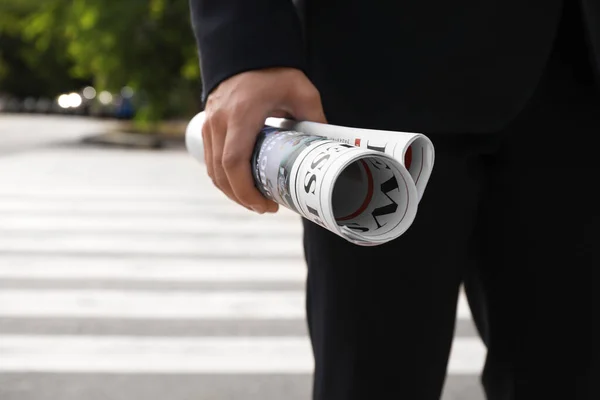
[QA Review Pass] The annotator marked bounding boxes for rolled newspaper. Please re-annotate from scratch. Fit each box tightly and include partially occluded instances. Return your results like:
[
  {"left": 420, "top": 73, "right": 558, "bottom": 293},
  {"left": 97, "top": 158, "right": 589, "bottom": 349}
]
[
  {"left": 265, "top": 117, "right": 434, "bottom": 200},
  {"left": 185, "top": 112, "right": 432, "bottom": 246}
]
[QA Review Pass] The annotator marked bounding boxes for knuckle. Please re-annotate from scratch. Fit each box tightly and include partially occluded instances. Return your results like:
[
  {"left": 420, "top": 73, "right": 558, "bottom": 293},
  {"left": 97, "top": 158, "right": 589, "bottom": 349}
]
[
  {"left": 299, "top": 86, "right": 321, "bottom": 103},
  {"left": 206, "top": 109, "right": 221, "bottom": 125},
  {"left": 222, "top": 151, "right": 243, "bottom": 169},
  {"left": 205, "top": 108, "right": 228, "bottom": 131},
  {"left": 229, "top": 99, "right": 251, "bottom": 117},
  {"left": 201, "top": 117, "right": 211, "bottom": 136},
  {"left": 213, "top": 154, "right": 223, "bottom": 167}
]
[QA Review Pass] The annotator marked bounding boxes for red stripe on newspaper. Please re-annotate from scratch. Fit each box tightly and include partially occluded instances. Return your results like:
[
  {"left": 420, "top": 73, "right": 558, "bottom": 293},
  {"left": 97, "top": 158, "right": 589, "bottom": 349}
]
[
  {"left": 405, "top": 146, "right": 412, "bottom": 170},
  {"left": 335, "top": 159, "right": 374, "bottom": 222}
]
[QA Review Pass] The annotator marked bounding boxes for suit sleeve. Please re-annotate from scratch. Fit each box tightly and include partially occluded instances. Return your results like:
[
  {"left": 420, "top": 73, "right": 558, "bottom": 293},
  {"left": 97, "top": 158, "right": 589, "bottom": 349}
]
[{"left": 189, "top": 0, "right": 306, "bottom": 102}]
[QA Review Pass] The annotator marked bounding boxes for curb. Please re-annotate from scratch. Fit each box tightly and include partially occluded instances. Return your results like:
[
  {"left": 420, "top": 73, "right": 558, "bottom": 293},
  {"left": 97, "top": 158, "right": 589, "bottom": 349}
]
[{"left": 81, "top": 131, "right": 166, "bottom": 149}]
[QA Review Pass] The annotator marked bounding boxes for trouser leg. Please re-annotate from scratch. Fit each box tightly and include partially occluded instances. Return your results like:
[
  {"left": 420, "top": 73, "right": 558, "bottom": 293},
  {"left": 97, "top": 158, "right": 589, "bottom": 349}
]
[
  {"left": 303, "top": 133, "right": 491, "bottom": 400},
  {"left": 469, "top": 38, "right": 600, "bottom": 400}
]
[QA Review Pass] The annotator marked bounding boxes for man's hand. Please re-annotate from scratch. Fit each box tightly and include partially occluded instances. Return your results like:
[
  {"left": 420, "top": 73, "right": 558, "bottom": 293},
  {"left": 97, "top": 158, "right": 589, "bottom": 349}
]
[{"left": 202, "top": 67, "right": 327, "bottom": 214}]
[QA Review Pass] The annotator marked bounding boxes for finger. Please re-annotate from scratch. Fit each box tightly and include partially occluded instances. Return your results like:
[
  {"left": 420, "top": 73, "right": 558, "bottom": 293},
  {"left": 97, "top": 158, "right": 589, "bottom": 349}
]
[
  {"left": 222, "top": 117, "right": 279, "bottom": 214},
  {"left": 201, "top": 116, "right": 214, "bottom": 182},
  {"left": 209, "top": 114, "right": 239, "bottom": 204}
]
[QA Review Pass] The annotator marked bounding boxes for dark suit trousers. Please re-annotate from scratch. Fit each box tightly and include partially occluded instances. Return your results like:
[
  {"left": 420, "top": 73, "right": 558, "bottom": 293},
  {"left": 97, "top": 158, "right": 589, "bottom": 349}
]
[{"left": 301, "top": 3, "right": 600, "bottom": 399}]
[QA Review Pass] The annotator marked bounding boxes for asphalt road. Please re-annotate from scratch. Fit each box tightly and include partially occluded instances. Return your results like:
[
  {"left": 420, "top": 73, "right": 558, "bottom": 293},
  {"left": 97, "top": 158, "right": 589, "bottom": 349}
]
[{"left": 0, "top": 114, "right": 486, "bottom": 400}]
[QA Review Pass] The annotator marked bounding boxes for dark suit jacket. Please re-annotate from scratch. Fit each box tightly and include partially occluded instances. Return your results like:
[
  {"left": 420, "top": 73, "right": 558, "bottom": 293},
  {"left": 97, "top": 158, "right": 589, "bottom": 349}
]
[{"left": 190, "top": 0, "right": 599, "bottom": 133}]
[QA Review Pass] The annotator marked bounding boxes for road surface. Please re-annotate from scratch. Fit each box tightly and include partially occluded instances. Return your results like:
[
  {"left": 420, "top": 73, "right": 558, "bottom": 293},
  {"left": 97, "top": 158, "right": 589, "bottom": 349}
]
[{"left": 0, "top": 114, "right": 485, "bottom": 400}]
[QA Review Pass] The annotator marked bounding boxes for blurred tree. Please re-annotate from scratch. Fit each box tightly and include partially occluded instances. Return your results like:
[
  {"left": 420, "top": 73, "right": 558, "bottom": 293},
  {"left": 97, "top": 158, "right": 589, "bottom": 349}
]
[
  {"left": 0, "top": 0, "right": 89, "bottom": 99},
  {"left": 1, "top": 0, "right": 202, "bottom": 122},
  {"left": 28, "top": 0, "right": 201, "bottom": 122}
]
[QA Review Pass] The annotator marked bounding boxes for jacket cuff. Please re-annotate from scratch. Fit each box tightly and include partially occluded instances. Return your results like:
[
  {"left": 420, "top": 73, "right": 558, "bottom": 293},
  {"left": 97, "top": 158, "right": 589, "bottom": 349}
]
[{"left": 193, "top": 11, "right": 306, "bottom": 103}]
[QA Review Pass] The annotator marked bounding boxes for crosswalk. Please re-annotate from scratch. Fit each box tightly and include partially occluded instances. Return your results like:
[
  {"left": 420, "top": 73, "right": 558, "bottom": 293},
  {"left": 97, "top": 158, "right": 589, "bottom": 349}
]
[{"left": 0, "top": 142, "right": 486, "bottom": 399}]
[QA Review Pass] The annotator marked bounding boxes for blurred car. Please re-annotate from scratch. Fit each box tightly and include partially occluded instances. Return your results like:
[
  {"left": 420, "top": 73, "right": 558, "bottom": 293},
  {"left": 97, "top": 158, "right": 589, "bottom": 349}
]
[
  {"left": 0, "top": 86, "right": 138, "bottom": 120},
  {"left": 0, "top": 97, "right": 24, "bottom": 113},
  {"left": 35, "top": 98, "right": 53, "bottom": 114}
]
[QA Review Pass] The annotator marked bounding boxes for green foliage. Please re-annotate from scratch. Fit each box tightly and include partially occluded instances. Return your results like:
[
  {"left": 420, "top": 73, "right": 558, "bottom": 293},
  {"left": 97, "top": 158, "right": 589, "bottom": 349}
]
[
  {"left": 0, "top": 0, "right": 88, "bottom": 98},
  {"left": 0, "top": 0, "right": 202, "bottom": 122}
]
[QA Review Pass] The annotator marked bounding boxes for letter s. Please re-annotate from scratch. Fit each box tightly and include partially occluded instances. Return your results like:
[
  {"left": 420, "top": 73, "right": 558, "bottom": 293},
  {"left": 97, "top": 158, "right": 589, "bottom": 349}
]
[{"left": 304, "top": 172, "right": 317, "bottom": 194}]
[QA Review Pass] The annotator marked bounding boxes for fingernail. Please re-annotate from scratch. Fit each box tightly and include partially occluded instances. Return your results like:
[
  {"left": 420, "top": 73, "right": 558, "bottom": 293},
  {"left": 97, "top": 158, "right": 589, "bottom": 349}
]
[{"left": 251, "top": 206, "right": 265, "bottom": 214}]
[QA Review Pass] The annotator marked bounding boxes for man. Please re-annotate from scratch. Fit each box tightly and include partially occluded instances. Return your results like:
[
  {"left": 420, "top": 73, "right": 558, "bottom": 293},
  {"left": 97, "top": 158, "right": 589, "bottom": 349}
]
[{"left": 189, "top": 0, "right": 600, "bottom": 399}]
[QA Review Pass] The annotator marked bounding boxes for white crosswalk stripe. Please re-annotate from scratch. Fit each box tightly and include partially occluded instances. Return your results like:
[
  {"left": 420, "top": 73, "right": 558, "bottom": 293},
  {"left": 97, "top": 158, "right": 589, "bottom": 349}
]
[
  {"left": 0, "top": 336, "right": 484, "bottom": 375},
  {"left": 0, "top": 133, "right": 486, "bottom": 399},
  {"left": 0, "top": 215, "right": 302, "bottom": 234},
  {"left": 0, "top": 259, "right": 307, "bottom": 281}
]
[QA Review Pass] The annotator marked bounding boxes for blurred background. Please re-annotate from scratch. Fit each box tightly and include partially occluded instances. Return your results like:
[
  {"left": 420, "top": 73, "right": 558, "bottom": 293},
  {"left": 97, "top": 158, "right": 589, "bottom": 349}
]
[
  {"left": 0, "top": 0, "right": 201, "bottom": 125},
  {"left": 0, "top": 1, "right": 484, "bottom": 399}
]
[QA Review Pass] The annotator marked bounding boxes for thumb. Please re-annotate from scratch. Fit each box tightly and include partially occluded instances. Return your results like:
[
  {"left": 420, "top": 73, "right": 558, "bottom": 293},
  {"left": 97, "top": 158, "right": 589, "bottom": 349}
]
[{"left": 286, "top": 86, "right": 328, "bottom": 124}]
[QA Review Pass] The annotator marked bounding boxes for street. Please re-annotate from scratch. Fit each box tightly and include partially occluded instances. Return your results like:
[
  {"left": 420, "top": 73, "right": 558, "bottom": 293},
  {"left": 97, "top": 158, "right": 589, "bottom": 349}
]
[{"left": 0, "top": 114, "right": 485, "bottom": 400}]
